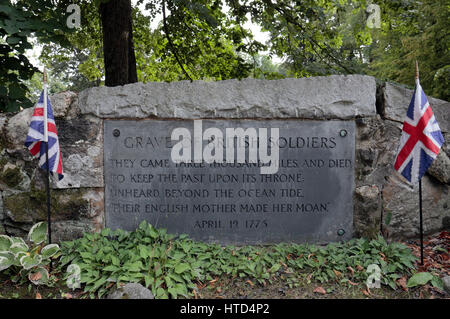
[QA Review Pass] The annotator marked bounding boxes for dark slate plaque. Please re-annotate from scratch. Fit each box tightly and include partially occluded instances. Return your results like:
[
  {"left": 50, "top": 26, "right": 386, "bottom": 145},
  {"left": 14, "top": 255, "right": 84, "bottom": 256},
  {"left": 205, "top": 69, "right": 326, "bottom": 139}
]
[{"left": 104, "top": 119, "right": 355, "bottom": 244}]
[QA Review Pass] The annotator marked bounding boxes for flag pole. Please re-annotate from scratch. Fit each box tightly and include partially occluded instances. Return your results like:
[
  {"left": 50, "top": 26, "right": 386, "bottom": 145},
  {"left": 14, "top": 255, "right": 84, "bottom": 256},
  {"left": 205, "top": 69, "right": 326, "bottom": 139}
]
[
  {"left": 416, "top": 60, "right": 424, "bottom": 266},
  {"left": 43, "top": 69, "right": 52, "bottom": 250}
]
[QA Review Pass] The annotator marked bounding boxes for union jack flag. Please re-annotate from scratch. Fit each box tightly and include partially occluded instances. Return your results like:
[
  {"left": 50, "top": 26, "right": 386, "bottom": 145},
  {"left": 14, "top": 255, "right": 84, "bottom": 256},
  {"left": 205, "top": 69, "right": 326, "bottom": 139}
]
[
  {"left": 24, "top": 90, "right": 64, "bottom": 180},
  {"left": 394, "top": 80, "right": 444, "bottom": 183}
]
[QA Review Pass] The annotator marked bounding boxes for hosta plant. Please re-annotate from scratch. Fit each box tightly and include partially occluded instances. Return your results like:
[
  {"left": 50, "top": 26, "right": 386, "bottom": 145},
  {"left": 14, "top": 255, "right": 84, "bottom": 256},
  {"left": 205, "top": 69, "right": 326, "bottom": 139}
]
[{"left": 0, "top": 222, "right": 60, "bottom": 286}]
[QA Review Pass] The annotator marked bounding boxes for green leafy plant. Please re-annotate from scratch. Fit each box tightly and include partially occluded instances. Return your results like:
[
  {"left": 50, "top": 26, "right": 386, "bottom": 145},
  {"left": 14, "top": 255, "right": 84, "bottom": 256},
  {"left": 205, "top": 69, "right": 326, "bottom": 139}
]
[
  {"left": 0, "top": 222, "right": 60, "bottom": 286},
  {"left": 60, "top": 222, "right": 418, "bottom": 299},
  {"left": 407, "top": 272, "right": 444, "bottom": 289}
]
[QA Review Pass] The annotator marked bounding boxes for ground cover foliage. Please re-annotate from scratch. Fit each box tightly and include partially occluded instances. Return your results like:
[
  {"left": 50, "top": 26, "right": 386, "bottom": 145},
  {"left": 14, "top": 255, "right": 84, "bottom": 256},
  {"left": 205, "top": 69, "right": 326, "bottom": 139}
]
[
  {"left": 57, "top": 221, "right": 440, "bottom": 299},
  {"left": 1, "top": 221, "right": 448, "bottom": 299}
]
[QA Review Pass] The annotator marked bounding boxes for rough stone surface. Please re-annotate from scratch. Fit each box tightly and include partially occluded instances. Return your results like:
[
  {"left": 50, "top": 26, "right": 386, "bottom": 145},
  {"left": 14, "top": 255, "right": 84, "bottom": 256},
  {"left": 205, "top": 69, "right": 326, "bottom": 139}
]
[
  {"left": 79, "top": 75, "right": 377, "bottom": 119},
  {"left": 383, "top": 82, "right": 449, "bottom": 133},
  {"left": 107, "top": 283, "right": 154, "bottom": 299},
  {"left": 428, "top": 151, "right": 450, "bottom": 184},
  {"left": 0, "top": 192, "right": 3, "bottom": 221},
  {"left": 2, "top": 188, "right": 104, "bottom": 241},
  {"left": 53, "top": 116, "right": 104, "bottom": 189},
  {"left": 355, "top": 117, "right": 402, "bottom": 187},
  {"left": 49, "top": 91, "right": 78, "bottom": 118},
  {"left": 0, "top": 116, "right": 6, "bottom": 131},
  {"left": 5, "top": 108, "right": 34, "bottom": 151},
  {"left": 443, "top": 133, "right": 450, "bottom": 157},
  {"left": 354, "top": 185, "right": 382, "bottom": 238},
  {"left": 52, "top": 220, "right": 98, "bottom": 242},
  {"left": 382, "top": 174, "right": 450, "bottom": 239},
  {"left": 443, "top": 276, "right": 450, "bottom": 294}
]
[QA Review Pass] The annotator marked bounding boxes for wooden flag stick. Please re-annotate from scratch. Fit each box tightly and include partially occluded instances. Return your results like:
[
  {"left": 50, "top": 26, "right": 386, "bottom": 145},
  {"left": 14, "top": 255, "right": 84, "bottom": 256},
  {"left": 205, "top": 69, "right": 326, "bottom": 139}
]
[
  {"left": 43, "top": 68, "right": 52, "bottom": 254},
  {"left": 415, "top": 60, "right": 419, "bottom": 80},
  {"left": 415, "top": 60, "right": 424, "bottom": 265}
]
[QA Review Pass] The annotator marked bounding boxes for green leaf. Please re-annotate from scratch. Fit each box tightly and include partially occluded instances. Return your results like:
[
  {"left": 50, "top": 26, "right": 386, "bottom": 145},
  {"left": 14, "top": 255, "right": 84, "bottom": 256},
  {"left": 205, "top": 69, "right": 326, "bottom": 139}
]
[
  {"left": 431, "top": 276, "right": 444, "bottom": 290},
  {"left": 28, "top": 222, "right": 47, "bottom": 245},
  {"left": 111, "top": 255, "right": 120, "bottom": 266},
  {"left": 144, "top": 274, "right": 152, "bottom": 288},
  {"left": 174, "top": 263, "right": 190, "bottom": 274},
  {"left": 41, "top": 244, "right": 60, "bottom": 258},
  {"left": 28, "top": 267, "right": 49, "bottom": 285},
  {"left": 0, "top": 255, "right": 13, "bottom": 271},
  {"left": 139, "top": 246, "right": 148, "bottom": 259},
  {"left": 91, "top": 277, "right": 108, "bottom": 292},
  {"left": 407, "top": 272, "right": 434, "bottom": 288},
  {"left": 10, "top": 237, "right": 27, "bottom": 246},
  {"left": 269, "top": 263, "right": 281, "bottom": 273},
  {"left": 9, "top": 242, "right": 29, "bottom": 254},
  {"left": 8, "top": 83, "right": 26, "bottom": 99},
  {"left": 20, "top": 254, "right": 42, "bottom": 270},
  {"left": 0, "top": 235, "right": 12, "bottom": 251},
  {"left": 6, "top": 36, "right": 21, "bottom": 45},
  {"left": 103, "top": 265, "right": 120, "bottom": 272}
]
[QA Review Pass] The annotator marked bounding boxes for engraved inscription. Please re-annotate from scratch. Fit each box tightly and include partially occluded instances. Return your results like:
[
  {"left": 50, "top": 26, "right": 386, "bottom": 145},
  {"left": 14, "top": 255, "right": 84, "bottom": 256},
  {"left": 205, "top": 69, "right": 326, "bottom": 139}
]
[{"left": 104, "top": 120, "right": 355, "bottom": 244}]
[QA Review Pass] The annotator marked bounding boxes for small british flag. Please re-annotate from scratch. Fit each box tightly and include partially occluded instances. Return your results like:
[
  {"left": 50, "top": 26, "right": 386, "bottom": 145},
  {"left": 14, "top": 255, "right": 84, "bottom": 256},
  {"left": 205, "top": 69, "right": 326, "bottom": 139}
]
[
  {"left": 24, "top": 89, "right": 64, "bottom": 180},
  {"left": 394, "top": 79, "right": 444, "bottom": 183}
]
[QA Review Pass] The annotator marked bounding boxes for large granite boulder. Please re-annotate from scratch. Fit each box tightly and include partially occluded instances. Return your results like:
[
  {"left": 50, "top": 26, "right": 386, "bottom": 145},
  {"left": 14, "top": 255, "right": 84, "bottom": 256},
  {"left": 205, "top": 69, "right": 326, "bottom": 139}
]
[
  {"left": 0, "top": 76, "right": 448, "bottom": 242},
  {"left": 382, "top": 174, "right": 449, "bottom": 239},
  {"left": 79, "top": 75, "right": 377, "bottom": 120}
]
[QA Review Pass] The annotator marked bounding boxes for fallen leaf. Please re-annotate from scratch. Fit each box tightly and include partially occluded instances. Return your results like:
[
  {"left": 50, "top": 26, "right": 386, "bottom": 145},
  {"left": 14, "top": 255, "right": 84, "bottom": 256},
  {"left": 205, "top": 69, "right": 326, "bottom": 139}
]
[
  {"left": 193, "top": 289, "right": 198, "bottom": 299},
  {"left": 35, "top": 292, "right": 42, "bottom": 299},
  {"left": 362, "top": 289, "right": 370, "bottom": 297},
  {"left": 348, "top": 280, "right": 358, "bottom": 286},
  {"left": 396, "top": 276, "right": 408, "bottom": 291},
  {"left": 313, "top": 286, "right": 326, "bottom": 295},
  {"left": 30, "top": 271, "right": 42, "bottom": 282},
  {"left": 347, "top": 266, "right": 354, "bottom": 276},
  {"left": 333, "top": 269, "right": 342, "bottom": 278},
  {"left": 356, "top": 265, "right": 364, "bottom": 272},
  {"left": 245, "top": 280, "right": 254, "bottom": 287},
  {"left": 196, "top": 281, "right": 206, "bottom": 290},
  {"left": 63, "top": 293, "right": 73, "bottom": 299}
]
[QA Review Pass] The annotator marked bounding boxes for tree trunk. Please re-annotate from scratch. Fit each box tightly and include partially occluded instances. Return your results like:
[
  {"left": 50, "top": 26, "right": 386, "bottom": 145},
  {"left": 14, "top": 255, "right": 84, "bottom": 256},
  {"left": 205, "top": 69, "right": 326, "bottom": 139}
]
[{"left": 99, "top": 0, "right": 137, "bottom": 86}]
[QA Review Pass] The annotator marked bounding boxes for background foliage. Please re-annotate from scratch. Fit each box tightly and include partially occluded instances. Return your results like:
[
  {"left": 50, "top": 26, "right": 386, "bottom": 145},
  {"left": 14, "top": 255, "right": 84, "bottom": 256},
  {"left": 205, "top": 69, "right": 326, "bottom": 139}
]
[{"left": 1, "top": 0, "right": 449, "bottom": 112}]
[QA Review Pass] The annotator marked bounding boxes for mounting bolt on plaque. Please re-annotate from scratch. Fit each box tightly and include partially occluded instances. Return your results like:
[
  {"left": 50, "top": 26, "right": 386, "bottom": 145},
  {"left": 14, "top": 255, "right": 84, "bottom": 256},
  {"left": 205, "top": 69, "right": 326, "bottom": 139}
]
[
  {"left": 113, "top": 129, "right": 120, "bottom": 137},
  {"left": 337, "top": 229, "right": 345, "bottom": 236},
  {"left": 339, "top": 129, "right": 347, "bottom": 137}
]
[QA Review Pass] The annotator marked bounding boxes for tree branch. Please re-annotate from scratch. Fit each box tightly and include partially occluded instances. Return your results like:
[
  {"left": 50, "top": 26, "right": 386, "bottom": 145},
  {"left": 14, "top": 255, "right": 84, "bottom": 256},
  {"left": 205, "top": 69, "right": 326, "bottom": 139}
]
[
  {"left": 261, "top": 0, "right": 353, "bottom": 74},
  {"left": 162, "top": 0, "right": 193, "bottom": 81}
]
